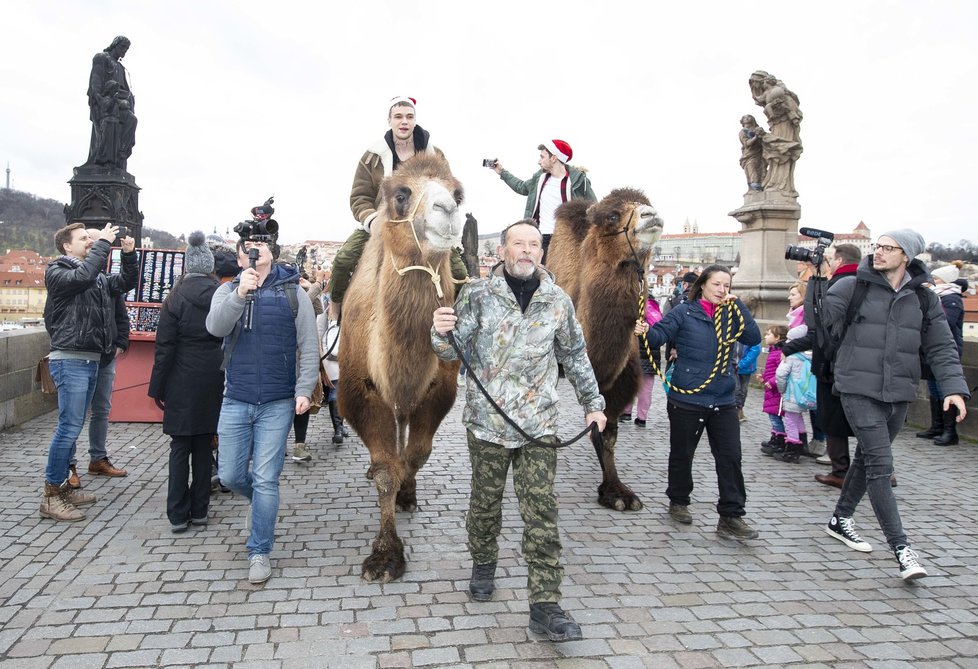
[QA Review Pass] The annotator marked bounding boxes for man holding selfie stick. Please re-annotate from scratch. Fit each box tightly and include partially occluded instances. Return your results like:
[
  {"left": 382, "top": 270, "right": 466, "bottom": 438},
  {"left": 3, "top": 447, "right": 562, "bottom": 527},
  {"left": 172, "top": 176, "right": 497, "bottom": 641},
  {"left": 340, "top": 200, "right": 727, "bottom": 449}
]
[
  {"left": 41, "top": 222, "right": 137, "bottom": 522},
  {"left": 489, "top": 139, "right": 596, "bottom": 261}
]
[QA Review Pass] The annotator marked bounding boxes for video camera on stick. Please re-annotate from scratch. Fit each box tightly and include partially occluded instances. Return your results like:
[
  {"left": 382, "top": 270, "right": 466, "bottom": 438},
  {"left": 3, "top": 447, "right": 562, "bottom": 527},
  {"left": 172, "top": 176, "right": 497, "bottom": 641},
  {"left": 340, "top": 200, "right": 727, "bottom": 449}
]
[{"left": 233, "top": 196, "right": 279, "bottom": 242}]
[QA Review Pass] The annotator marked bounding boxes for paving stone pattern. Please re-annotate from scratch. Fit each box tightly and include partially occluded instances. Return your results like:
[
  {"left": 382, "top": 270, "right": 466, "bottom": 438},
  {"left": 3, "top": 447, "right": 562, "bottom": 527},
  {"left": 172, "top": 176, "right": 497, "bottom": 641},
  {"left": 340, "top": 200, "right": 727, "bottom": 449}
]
[{"left": 1, "top": 381, "right": 976, "bottom": 668}]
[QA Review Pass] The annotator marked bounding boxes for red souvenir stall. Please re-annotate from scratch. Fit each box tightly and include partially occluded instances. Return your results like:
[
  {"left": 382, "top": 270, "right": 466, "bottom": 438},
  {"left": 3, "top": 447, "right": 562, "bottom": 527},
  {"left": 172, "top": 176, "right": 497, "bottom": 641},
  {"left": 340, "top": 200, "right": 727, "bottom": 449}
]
[{"left": 108, "top": 247, "right": 184, "bottom": 422}]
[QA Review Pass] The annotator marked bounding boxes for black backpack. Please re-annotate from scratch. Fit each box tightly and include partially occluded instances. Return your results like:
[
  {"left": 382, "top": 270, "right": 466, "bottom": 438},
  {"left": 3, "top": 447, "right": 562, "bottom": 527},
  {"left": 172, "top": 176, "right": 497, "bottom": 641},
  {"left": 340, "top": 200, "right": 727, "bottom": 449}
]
[{"left": 821, "top": 278, "right": 932, "bottom": 367}]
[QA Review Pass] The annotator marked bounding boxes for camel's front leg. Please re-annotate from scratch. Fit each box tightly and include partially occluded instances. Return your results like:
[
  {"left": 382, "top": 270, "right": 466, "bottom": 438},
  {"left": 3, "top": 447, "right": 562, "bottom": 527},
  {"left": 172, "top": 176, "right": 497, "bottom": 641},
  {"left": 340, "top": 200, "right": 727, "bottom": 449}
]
[
  {"left": 363, "top": 456, "right": 407, "bottom": 582},
  {"left": 397, "top": 368, "right": 457, "bottom": 512},
  {"left": 597, "top": 418, "right": 644, "bottom": 512}
]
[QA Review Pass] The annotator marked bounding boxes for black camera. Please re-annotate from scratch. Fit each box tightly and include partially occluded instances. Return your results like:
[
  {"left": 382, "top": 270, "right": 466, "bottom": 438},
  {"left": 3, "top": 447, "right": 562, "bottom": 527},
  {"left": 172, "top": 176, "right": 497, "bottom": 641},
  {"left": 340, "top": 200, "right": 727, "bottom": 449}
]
[
  {"left": 233, "top": 218, "right": 278, "bottom": 241},
  {"left": 786, "top": 227, "right": 834, "bottom": 266},
  {"left": 234, "top": 196, "right": 279, "bottom": 241},
  {"left": 482, "top": 159, "right": 497, "bottom": 168}
]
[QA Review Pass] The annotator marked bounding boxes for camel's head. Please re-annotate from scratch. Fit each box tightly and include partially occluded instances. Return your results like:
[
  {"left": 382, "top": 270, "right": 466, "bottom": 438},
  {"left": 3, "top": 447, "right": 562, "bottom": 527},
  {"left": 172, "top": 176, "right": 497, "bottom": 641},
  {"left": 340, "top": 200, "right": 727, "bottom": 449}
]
[
  {"left": 381, "top": 154, "right": 464, "bottom": 253},
  {"left": 588, "top": 188, "right": 664, "bottom": 251}
]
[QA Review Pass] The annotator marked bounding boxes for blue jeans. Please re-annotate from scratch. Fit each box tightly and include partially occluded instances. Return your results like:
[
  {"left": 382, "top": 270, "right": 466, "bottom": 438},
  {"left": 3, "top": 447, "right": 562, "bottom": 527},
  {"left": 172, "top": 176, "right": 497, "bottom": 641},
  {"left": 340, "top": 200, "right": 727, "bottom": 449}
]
[
  {"left": 835, "top": 394, "right": 909, "bottom": 550},
  {"left": 71, "top": 356, "right": 116, "bottom": 465},
  {"left": 767, "top": 413, "right": 785, "bottom": 433},
  {"left": 217, "top": 397, "right": 293, "bottom": 556},
  {"left": 45, "top": 359, "right": 100, "bottom": 485}
]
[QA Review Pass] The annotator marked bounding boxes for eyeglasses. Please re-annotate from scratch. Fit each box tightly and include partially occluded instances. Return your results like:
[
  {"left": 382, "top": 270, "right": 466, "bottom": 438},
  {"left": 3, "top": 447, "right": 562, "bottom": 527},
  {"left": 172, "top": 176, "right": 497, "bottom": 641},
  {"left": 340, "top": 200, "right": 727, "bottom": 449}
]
[{"left": 874, "top": 244, "right": 903, "bottom": 254}]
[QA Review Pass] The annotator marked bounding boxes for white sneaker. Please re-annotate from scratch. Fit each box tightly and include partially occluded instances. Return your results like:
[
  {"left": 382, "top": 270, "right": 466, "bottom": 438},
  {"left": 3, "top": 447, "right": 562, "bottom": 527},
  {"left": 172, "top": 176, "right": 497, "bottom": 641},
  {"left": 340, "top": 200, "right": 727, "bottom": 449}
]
[
  {"left": 895, "top": 545, "right": 927, "bottom": 581},
  {"left": 816, "top": 453, "right": 832, "bottom": 465},
  {"left": 248, "top": 554, "right": 271, "bottom": 584},
  {"left": 826, "top": 515, "right": 872, "bottom": 552}
]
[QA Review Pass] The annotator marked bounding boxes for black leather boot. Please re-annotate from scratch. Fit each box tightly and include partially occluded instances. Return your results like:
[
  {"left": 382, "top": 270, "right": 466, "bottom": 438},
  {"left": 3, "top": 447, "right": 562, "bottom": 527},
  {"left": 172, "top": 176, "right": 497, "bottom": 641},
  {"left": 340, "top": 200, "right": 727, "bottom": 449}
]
[
  {"left": 469, "top": 561, "right": 496, "bottom": 601},
  {"left": 328, "top": 401, "right": 344, "bottom": 445},
  {"left": 916, "top": 398, "right": 943, "bottom": 438},
  {"left": 529, "top": 602, "right": 582, "bottom": 641},
  {"left": 934, "top": 406, "right": 959, "bottom": 446}
]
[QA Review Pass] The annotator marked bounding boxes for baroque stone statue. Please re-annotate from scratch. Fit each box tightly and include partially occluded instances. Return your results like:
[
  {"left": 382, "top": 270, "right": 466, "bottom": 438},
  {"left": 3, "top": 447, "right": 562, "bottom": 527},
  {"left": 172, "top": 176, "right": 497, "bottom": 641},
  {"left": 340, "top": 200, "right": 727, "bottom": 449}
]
[
  {"left": 86, "top": 36, "right": 137, "bottom": 170},
  {"left": 738, "top": 115, "right": 765, "bottom": 191},
  {"left": 748, "top": 70, "right": 802, "bottom": 197}
]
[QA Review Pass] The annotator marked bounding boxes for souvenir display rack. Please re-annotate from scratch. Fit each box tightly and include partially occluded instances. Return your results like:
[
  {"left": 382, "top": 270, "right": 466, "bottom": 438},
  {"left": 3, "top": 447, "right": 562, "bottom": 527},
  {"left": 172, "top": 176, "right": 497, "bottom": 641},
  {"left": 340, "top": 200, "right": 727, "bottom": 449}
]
[{"left": 107, "top": 247, "right": 184, "bottom": 422}]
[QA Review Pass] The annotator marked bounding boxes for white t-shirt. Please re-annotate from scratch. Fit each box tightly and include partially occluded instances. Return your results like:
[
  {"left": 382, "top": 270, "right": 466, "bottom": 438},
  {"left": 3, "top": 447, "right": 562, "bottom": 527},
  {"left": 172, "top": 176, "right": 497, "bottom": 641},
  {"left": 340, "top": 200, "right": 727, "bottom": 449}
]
[{"left": 537, "top": 176, "right": 564, "bottom": 234}]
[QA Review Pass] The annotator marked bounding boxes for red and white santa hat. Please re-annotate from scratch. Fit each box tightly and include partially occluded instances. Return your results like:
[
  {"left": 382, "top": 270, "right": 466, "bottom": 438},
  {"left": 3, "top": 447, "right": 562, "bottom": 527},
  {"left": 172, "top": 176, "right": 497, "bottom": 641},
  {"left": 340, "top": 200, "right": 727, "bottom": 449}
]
[
  {"left": 388, "top": 96, "right": 417, "bottom": 112},
  {"left": 538, "top": 138, "right": 573, "bottom": 163}
]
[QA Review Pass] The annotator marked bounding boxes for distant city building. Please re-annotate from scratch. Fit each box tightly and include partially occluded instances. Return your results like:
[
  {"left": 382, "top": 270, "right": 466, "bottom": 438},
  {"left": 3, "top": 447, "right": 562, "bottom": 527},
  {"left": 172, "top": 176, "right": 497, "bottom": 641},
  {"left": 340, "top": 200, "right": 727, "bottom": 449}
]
[{"left": 0, "top": 250, "right": 50, "bottom": 319}]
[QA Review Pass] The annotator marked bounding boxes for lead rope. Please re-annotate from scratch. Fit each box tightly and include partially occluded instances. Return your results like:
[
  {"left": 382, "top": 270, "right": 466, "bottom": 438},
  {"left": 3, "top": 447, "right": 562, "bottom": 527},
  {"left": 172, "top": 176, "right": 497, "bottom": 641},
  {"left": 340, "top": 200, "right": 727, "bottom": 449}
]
[
  {"left": 388, "top": 196, "right": 469, "bottom": 299},
  {"left": 448, "top": 332, "right": 603, "bottom": 458},
  {"left": 638, "top": 281, "right": 744, "bottom": 394}
]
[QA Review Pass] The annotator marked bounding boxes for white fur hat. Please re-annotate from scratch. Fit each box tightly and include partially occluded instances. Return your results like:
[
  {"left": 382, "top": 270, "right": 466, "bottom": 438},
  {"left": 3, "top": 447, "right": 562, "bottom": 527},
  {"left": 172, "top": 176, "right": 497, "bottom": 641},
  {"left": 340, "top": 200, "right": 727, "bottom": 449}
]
[{"left": 787, "top": 324, "right": 808, "bottom": 341}]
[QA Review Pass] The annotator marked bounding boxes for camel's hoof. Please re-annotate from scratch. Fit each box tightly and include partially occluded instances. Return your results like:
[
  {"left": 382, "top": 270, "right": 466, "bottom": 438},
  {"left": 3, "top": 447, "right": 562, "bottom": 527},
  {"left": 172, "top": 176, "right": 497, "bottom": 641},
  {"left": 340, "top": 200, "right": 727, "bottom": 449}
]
[
  {"left": 598, "top": 484, "right": 643, "bottom": 512},
  {"left": 362, "top": 548, "right": 406, "bottom": 582},
  {"left": 395, "top": 491, "right": 418, "bottom": 513}
]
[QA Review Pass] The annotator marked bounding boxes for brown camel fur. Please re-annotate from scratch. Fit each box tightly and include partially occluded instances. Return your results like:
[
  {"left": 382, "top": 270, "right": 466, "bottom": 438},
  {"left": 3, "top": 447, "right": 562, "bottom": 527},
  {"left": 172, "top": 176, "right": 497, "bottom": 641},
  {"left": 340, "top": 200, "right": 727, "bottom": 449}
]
[
  {"left": 547, "top": 188, "right": 664, "bottom": 511},
  {"left": 338, "top": 153, "right": 464, "bottom": 581}
]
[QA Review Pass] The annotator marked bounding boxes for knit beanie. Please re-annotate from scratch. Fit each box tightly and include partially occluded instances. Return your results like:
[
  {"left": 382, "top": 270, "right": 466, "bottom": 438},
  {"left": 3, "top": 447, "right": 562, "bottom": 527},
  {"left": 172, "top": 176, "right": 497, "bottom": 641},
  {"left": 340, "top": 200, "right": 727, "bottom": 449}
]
[
  {"left": 185, "top": 231, "right": 215, "bottom": 274},
  {"left": 930, "top": 264, "right": 960, "bottom": 284},
  {"left": 880, "top": 229, "right": 925, "bottom": 259}
]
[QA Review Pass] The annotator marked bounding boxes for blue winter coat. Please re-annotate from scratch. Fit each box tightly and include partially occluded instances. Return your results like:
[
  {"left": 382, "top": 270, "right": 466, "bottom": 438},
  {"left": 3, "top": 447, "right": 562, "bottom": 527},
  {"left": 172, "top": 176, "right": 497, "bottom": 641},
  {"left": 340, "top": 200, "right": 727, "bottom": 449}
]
[{"left": 644, "top": 298, "right": 761, "bottom": 408}]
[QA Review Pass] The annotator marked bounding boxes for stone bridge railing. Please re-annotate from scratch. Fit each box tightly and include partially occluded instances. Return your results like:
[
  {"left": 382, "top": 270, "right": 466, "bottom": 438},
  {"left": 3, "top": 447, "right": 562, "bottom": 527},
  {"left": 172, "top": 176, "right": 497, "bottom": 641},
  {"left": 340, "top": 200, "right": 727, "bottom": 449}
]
[
  {"left": 1, "top": 327, "right": 975, "bottom": 440},
  {"left": 0, "top": 328, "right": 57, "bottom": 431}
]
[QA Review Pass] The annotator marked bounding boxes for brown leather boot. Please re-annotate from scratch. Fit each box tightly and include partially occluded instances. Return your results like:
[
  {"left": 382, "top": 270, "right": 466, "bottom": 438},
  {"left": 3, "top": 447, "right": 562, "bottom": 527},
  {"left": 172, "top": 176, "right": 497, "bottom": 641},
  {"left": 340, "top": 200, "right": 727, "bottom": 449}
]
[
  {"left": 68, "top": 465, "right": 82, "bottom": 489},
  {"left": 89, "top": 459, "right": 128, "bottom": 477},
  {"left": 39, "top": 482, "right": 86, "bottom": 522}
]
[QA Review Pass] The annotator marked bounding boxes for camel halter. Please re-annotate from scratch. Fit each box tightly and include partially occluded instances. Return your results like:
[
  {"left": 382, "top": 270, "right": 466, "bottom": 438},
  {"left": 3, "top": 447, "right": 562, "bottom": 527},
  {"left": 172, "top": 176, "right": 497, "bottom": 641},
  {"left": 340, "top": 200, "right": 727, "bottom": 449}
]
[{"left": 387, "top": 195, "right": 469, "bottom": 299}]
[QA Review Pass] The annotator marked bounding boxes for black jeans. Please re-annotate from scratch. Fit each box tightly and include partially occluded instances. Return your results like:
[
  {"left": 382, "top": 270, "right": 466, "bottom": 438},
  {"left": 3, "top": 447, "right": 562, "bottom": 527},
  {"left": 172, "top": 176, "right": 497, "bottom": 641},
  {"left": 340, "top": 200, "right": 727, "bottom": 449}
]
[
  {"left": 666, "top": 400, "right": 747, "bottom": 517},
  {"left": 167, "top": 433, "right": 214, "bottom": 526}
]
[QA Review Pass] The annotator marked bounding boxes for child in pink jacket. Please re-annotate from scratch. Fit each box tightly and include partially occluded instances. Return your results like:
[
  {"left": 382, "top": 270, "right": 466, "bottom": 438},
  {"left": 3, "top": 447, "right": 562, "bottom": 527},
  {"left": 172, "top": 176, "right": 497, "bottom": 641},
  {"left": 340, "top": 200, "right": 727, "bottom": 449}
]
[{"left": 758, "top": 324, "right": 788, "bottom": 456}]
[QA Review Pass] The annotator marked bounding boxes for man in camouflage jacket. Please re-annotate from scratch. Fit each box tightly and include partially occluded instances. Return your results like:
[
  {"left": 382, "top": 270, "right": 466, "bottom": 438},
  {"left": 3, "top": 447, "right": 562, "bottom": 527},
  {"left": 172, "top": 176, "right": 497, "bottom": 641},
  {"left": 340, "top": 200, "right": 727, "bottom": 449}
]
[{"left": 432, "top": 220, "right": 606, "bottom": 642}]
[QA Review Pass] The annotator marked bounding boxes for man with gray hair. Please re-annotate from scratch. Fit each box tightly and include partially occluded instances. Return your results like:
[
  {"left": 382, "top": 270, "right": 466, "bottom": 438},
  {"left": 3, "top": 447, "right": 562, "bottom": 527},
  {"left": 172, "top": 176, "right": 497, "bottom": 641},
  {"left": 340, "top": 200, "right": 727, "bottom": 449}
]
[
  {"left": 820, "top": 229, "right": 968, "bottom": 581},
  {"left": 431, "top": 220, "right": 606, "bottom": 642}
]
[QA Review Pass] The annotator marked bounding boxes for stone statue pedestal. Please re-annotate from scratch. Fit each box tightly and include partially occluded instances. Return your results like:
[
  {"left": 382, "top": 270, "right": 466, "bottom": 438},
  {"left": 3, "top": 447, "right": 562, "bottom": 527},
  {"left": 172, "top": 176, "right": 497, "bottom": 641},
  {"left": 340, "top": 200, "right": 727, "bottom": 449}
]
[
  {"left": 65, "top": 165, "right": 144, "bottom": 247},
  {"left": 729, "top": 191, "right": 799, "bottom": 320}
]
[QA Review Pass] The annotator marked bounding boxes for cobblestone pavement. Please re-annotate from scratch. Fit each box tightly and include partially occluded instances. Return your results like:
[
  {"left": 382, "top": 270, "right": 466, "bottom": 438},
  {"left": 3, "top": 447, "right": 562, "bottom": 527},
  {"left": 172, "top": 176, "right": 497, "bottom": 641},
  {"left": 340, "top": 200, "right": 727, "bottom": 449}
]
[{"left": 1, "top": 381, "right": 977, "bottom": 668}]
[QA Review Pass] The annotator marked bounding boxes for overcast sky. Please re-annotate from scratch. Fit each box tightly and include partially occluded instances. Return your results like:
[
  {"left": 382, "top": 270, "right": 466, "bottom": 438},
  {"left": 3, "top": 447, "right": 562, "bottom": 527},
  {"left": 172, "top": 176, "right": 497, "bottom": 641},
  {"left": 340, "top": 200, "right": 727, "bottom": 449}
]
[{"left": 3, "top": 1, "right": 977, "bottom": 246}]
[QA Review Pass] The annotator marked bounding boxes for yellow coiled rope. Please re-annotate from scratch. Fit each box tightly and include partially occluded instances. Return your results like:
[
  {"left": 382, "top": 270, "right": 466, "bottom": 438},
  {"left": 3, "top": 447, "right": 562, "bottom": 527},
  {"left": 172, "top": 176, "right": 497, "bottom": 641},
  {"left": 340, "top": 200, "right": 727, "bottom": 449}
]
[{"left": 636, "top": 279, "right": 744, "bottom": 395}]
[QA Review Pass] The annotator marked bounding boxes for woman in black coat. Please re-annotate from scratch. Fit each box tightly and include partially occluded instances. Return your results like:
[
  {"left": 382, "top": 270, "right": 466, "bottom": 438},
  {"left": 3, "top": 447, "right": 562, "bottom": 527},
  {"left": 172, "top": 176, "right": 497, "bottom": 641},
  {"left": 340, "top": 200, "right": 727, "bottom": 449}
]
[{"left": 148, "top": 233, "right": 225, "bottom": 532}]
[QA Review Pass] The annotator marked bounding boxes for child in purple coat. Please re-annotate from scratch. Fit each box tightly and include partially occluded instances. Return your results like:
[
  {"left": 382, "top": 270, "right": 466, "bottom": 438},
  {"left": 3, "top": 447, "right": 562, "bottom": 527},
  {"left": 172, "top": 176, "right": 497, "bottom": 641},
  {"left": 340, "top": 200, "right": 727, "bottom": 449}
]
[{"left": 758, "top": 325, "right": 788, "bottom": 455}]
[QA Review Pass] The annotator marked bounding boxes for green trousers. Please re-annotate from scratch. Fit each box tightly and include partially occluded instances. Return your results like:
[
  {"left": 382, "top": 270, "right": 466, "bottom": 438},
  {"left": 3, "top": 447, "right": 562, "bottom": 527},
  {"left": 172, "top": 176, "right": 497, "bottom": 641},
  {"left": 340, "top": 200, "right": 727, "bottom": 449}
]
[
  {"left": 466, "top": 430, "right": 563, "bottom": 603},
  {"left": 329, "top": 228, "right": 469, "bottom": 305}
]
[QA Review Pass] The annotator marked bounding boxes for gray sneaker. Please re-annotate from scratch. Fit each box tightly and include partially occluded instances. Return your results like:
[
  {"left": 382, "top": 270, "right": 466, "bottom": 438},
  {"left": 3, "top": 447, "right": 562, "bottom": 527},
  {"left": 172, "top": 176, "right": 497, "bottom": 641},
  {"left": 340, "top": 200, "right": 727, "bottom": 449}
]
[
  {"left": 669, "top": 503, "right": 692, "bottom": 525},
  {"left": 716, "top": 516, "right": 759, "bottom": 540},
  {"left": 248, "top": 554, "right": 271, "bottom": 584},
  {"left": 292, "top": 443, "right": 312, "bottom": 462}
]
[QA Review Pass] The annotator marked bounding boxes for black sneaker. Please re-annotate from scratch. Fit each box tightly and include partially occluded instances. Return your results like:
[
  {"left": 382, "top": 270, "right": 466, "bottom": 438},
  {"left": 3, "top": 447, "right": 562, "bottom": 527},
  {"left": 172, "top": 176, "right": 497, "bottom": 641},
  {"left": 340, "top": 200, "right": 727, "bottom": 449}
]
[
  {"left": 634, "top": 418, "right": 646, "bottom": 427},
  {"left": 716, "top": 516, "right": 759, "bottom": 540},
  {"left": 529, "top": 602, "right": 582, "bottom": 642},
  {"left": 469, "top": 561, "right": 496, "bottom": 601},
  {"left": 825, "top": 515, "right": 872, "bottom": 552},
  {"left": 895, "top": 545, "right": 927, "bottom": 581},
  {"left": 619, "top": 413, "right": 632, "bottom": 422}
]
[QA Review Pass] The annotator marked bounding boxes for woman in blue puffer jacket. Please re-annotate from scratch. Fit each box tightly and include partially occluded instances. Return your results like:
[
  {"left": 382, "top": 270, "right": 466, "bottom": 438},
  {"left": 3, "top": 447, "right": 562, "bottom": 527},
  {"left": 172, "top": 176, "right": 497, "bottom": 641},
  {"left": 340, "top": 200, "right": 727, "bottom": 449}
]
[{"left": 637, "top": 264, "right": 761, "bottom": 540}]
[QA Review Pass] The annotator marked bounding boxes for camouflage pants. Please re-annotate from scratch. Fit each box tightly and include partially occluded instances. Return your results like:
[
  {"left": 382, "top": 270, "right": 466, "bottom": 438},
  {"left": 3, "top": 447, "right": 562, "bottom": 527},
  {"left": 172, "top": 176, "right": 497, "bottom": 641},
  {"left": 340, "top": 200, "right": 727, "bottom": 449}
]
[{"left": 466, "top": 430, "right": 562, "bottom": 603}]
